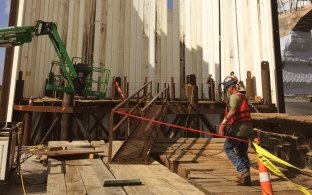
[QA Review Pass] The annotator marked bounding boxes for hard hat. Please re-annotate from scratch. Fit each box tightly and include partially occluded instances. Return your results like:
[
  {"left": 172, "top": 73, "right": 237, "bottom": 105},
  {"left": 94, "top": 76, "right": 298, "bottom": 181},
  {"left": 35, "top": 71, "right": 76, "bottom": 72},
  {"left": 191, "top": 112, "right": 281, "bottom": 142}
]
[{"left": 222, "top": 76, "right": 238, "bottom": 89}]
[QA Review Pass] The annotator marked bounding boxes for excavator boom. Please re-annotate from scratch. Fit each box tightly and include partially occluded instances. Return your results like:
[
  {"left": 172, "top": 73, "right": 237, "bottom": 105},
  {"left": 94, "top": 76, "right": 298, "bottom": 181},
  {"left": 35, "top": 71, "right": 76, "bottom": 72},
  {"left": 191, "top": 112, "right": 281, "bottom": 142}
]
[{"left": 0, "top": 21, "right": 110, "bottom": 98}]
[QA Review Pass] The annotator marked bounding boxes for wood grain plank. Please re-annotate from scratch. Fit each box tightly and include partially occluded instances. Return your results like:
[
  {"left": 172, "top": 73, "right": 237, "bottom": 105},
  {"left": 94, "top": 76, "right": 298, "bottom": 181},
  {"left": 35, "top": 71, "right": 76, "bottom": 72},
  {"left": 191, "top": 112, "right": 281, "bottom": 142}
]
[
  {"left": 109, "top": 164, "right": 153, "bottom": 195},
  {"left": 47, "top": 174, "right": 66, "bottom": 195},
  {"left": 65, "top": 160, "right": 86, "bottom": 195},
  {"left": 89, "top": 159, "right": 127, "bottom": 195},
  {"left": 77, "top": 159, "right": 107, "bottom": 194}
]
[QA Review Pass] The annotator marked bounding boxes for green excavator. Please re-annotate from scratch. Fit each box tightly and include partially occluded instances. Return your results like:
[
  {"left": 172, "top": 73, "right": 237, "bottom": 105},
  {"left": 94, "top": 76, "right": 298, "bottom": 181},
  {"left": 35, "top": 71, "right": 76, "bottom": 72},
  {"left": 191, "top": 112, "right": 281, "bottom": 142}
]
[{"left": 0, "top": 20, "right": 110, "bottom": 98}]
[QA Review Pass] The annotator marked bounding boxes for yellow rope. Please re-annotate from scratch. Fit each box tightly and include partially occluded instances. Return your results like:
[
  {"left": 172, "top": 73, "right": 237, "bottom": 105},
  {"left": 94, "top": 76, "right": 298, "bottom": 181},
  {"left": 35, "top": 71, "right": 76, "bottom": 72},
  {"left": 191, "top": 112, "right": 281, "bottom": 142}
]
[
  {"left": 17, "top": 125, "right": 26, "bottom": 195},
  {"left": 20, "top": 170, "right": 27, "bottom": 195}
]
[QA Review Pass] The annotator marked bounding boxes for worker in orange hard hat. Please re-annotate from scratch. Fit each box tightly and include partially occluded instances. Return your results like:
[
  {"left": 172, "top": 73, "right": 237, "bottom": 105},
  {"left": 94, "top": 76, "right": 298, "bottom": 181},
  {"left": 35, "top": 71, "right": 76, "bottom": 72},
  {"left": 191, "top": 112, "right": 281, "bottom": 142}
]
[{"left": 219, "top": 75, "right": 253, "bottom": 186}]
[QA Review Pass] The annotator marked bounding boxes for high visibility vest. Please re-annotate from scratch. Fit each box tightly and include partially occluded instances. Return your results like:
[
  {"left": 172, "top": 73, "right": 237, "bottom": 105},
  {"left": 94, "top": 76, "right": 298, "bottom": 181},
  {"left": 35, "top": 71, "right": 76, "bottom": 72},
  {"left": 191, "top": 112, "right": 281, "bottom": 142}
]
[{"left": 225, "top": 92, "right": 252, "bottom": 126}]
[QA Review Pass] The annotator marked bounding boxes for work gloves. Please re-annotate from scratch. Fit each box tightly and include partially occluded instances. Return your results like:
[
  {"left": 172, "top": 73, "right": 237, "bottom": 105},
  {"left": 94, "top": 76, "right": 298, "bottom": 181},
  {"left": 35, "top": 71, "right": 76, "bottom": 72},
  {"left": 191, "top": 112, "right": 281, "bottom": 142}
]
[{"left": 218, "top": 118, "right": 228, "bottom": 136}]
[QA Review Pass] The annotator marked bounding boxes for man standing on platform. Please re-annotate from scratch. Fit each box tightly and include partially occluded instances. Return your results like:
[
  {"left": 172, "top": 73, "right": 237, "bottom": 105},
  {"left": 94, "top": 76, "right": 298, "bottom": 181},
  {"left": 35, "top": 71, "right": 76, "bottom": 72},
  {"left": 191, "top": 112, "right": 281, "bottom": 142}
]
[{"left": 219, "top": 75, "right": 253, "bottom": 186}]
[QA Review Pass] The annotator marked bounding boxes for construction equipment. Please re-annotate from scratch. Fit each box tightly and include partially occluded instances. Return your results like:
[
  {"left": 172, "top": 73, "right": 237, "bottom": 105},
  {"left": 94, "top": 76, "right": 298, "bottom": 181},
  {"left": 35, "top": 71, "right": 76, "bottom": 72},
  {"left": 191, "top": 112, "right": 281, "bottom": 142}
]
[{"left": 0, "top": 20, "right": 110, "bottom": 98}]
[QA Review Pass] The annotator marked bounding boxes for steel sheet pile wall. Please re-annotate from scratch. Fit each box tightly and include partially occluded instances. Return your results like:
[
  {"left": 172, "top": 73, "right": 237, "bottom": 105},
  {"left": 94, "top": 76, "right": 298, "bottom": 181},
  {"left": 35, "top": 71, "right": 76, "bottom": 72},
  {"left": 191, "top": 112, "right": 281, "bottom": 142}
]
[{"left": 16, "top": 0, "right": 277, "bottom": 103}]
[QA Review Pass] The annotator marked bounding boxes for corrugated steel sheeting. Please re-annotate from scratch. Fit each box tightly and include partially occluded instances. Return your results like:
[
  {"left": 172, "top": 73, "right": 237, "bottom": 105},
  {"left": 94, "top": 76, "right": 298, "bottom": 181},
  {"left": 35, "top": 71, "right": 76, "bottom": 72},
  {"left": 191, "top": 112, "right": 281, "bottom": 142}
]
[{"left": 16, "top": 0, "right": 277, "bottom": 103}]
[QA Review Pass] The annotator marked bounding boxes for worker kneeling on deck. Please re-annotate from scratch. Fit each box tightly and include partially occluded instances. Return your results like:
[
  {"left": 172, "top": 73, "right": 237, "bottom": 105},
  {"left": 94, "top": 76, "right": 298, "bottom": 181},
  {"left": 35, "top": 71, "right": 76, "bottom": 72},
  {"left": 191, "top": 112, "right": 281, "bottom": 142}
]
[{"left": 219, "top": 76, "right": 253, "bottom": 186}]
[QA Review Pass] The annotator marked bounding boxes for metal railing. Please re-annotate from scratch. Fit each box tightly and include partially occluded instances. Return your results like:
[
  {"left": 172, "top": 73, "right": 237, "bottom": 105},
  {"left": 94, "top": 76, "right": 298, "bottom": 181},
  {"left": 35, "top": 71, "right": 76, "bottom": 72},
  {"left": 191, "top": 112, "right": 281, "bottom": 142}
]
[{"left": 108, "top": 80, "right": 168, "bottom": 163}]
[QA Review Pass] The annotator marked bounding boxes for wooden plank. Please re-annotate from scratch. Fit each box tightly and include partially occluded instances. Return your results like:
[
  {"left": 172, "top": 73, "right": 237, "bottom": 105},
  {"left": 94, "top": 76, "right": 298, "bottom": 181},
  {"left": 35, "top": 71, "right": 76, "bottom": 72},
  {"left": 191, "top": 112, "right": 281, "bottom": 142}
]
[
  {"left": 89, "top": 159, "right": 127, "bottom": 195},
  {"left": 109, "top": 164, "right": 153, "bottom": 195},
  {"left": 177, "top": 163, "right": 219, "bottom": 178},
  {"left": 48, "top": 141, "right": 69, "bottom": 148},
  {"left": 64, "top": 160, "right": 86, "bottom": 195},
  {"left": 147, "top": 161, "right": 205, "bottom": 195},
  {"left": 129, "top": 163, "right": 194, "bottom": 195},
  {"left": 48, "top": 160, "right": 65, "bottom": 174},
  {"left": 91, "top": 140, "right": 106, "bottom": 157},
  {"left": 47, "top": 174, "right": 66, "bottom": 195},
  {"left": 99, "top": 141, "right": 205, "bottom": 194},
  {"left": 77, "top": 159, "right": 107, "bottom": 194},
  {"left": 26, "top": 149, "right": 104, "bottom": 157}
]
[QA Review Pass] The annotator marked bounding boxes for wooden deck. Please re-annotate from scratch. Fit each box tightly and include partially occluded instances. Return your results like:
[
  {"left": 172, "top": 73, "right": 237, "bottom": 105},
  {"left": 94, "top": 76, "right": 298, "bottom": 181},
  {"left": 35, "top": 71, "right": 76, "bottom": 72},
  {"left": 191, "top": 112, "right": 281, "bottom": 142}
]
[
  {"left": 46, "top": 138, "right": 312, "bottom": 195},
  {"left": 47, "top": 140, "right": 204, "bottom": 195},
  {"left": 151, "top": 138, "right": 308, "bottom": 195}
]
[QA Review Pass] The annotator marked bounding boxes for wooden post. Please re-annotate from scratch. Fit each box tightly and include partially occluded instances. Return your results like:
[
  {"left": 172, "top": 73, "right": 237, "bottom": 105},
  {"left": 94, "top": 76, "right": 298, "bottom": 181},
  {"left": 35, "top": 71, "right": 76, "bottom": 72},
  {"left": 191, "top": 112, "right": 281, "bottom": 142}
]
[
  {"left": 212, "top": 79, "right": 216, "bottom": 101},
  {"left": 15, "top": 71, "right": 24, "bottom": 102},
  {"left": 123, "top": 76, "right": 128, "bottom": 98},
  {"left": 246, "top": 71, "right": 255, "bottom": 100},
  {"left": 170, "top": 77, "right": 175, "bottom": 100},
  {"left": 60, "top": 93, "right": 73, "bottom": 141},
  {"left": 261, "top": 61, "right": 272, "bottom": 105},
  {"left": 22, "top": 112, "right": 32, "bottom": 145},
  {"left": 111, "top": 76, "right": 116, "bottom": 100},
  {"left": 186, "top": 74, "right": 199, "bottom": 138},
  {"left": 207, "top": 74, "right": 212, "bottom": 101}
]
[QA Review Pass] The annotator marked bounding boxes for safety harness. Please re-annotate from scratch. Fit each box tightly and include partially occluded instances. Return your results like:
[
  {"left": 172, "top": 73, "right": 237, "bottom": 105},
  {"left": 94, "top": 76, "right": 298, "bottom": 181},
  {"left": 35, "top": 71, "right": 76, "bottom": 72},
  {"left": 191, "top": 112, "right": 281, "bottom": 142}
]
[{"left": 225, "top": 92, "right": 252, "bottom": 126}]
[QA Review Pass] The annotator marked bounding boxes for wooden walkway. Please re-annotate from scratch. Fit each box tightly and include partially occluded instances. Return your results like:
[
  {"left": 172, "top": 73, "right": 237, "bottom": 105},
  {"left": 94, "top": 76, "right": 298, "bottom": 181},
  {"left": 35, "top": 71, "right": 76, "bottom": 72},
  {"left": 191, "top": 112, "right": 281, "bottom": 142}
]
[
  {"left": 151, "top": 138, "right": 307, "bottom": 195},
  {"left": 46, "top": 138, "right": 311, "bottom": 195},
  {"left": 47, "top": 140, "right": 204, "bottom": 195}
]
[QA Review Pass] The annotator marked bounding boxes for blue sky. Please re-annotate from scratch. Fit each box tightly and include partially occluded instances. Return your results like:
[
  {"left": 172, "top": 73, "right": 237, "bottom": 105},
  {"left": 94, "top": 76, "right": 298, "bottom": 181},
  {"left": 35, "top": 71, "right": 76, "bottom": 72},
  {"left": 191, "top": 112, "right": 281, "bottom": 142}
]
[{"left": 0, "top": 0, "right": 10, "bottom": 85}]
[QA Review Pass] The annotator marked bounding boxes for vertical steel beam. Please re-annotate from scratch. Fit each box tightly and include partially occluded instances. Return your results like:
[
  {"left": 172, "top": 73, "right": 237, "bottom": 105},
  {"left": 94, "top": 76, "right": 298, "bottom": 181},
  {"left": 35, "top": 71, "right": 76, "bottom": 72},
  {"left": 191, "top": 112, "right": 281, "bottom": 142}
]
[
  {"left": 271, "top": 0, "right": 285, "bottom": 113},
  {"left": 0, "top": 0, "right": 19, "bottom": 121}
]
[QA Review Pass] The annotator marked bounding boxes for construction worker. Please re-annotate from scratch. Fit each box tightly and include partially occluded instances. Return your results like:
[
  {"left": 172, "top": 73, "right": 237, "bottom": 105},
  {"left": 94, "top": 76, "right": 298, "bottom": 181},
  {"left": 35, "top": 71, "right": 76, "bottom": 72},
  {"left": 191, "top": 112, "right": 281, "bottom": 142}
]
[{"left": 219, "top": 76, "right": 253, "bottom": 186}]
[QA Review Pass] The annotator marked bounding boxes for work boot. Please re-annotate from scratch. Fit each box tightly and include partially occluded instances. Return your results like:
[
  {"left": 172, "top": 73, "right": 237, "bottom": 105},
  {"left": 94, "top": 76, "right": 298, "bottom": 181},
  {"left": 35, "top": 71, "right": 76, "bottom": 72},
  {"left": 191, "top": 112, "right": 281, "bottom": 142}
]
[{"left": 236, "top": 171, "right": 251, "bottom": 186}]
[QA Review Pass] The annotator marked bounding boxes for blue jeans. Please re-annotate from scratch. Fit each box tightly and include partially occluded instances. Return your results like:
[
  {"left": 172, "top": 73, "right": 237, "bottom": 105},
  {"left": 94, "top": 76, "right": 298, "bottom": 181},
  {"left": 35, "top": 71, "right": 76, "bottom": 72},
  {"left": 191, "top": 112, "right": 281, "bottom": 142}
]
[{"left": 224, "top": 138, "right": 250, "bottom": 173}]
